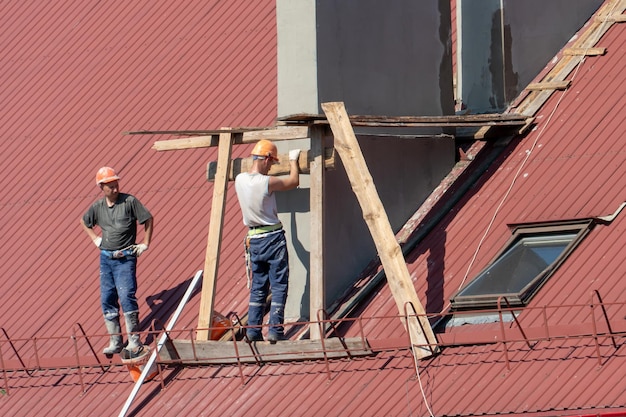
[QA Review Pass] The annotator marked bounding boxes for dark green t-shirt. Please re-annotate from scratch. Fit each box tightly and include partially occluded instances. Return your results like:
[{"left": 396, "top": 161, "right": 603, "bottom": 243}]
[{"left": 82, "top": 193, "right": 152, "bottom": 251}]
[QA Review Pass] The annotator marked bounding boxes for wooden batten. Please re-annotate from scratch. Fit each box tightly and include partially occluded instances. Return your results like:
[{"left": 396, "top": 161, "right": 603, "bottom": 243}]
[
  {"left": 197, "top": 131, "right": 235, "bottom": 340},
  {"left": 563, "top": 47, "right": 607, "bottom": 56},
  {"left": 151, "top": 126, "right": 310, "bottom": 151},
  {"left": 525, "top": 80, "right": 571, "bottom": 91},
  {"left": 309, "top": 126, "right": 326, "bottom": 340},
  {"left": 206, "top": 147, "right": 336, "bottom": 181}
]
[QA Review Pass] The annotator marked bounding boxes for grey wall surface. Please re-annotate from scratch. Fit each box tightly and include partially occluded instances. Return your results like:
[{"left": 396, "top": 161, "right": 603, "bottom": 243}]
[
  {"left": 315, "top": 0, "right": 454, "bottom": 117},
  {"left": 276, "top": 0, "right": 455, "bottom": 322},
  {"left": 277, "top": 1, "right": 319, "bottom": 115},
  {"left": 458, "top": 0, "right": 603, "bottom": 113},
  {"left": 503, "top": 0, "right": 603, "bottom": 97},
  {"left": 278, "top": 0, "right": 454, "bottom": 117},
  {"left": 322, "top": 135, "right": 455, "bottom": 306}
]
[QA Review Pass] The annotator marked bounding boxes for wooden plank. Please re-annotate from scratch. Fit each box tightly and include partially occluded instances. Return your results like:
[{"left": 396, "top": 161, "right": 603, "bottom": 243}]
[
  {"left": 126, "top": 127, "right": 270, "bottom": 135},
  {"left": 278, "top": 118, "right": 528, "bottom": 128},
  {"left": 339, "top": 120, "right": 527, "bottom": 128},
  {"left": 158, "top": 337, "right": 372, "bottom": 364},
  {"left": 563, "top": 47, "right": 606, "bottom": 56},
  {"left": 350, "top": 114, "right": 527, "bottom": 122},
  {"left": 525, "top": 80, "right": 571, "bottom": 91},
  {"left": 206, "top": 147, "right": 336, "bottom": 181},
  {"left": 320, "top": 102, "right": 438, "bottom": 360},
  {"left": 575, "top": 0, "right": 622, "bottom": 47},
  {"left": 276, "top": 113, "right": 326, "bottom": 123},
  {"left": 151, "top": 126, "right": 310, "bottom": 151},
  {"left": 517, "top": 57, "right": 580, "bottom": 116},
  {"left": 153, "top": 135, "right": 218, "bottom": 151},
  {"left": 309, "top": 126, "right": 325, "bottom": 340},
  {"left": 197, "top": 132, "right": 235, "bottom": 340},
  {"left": 277, "top": 113, "right": 528, "bottom": 124},
  {"left": 597, "top": 13, "right": 626, "bottom": 22},
  {"left": 607, "top": 14, "right": 626, "bottom": 22}
]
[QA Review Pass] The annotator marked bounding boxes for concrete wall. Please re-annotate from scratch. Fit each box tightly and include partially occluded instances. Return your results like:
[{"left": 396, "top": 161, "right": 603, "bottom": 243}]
[
  {"left": 458, "top": 0, "right": 603, "bottom": 113},
  {"left": 276, "top": 0, "right": 455, "bottom": 322},
  {"left": 277, "top": 1, "right": 319, "bottom": 115},
  {"left": 321, "top": 135, "right": 454, "bottom": 309},
  {"left": 315, "top": 0, "right": 454, "bottom": 117}
]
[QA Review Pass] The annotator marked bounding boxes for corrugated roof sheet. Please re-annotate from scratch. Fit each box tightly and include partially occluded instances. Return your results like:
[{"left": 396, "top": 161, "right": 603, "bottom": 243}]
[
  {"left": 1, "top": 1, "right": 625, "bottom": 417},
  {"left": 351, "top": 1, "right": 626, "bottom": 415},
  {"left": 1, "top": 0, "right": 276, "bottom": 331},
  {"left": 0, "top": 0, "right": 276, "bottom": 415}
]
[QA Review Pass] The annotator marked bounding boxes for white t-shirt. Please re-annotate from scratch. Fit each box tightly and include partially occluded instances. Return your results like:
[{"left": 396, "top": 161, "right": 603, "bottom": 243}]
[{"left": 234, "top": 172, "right": 280, "bottom": 227}]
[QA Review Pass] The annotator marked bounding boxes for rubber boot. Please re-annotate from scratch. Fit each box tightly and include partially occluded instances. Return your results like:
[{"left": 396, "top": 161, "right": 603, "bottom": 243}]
[
  {"left": 124, "top": 312, "right": 148, "bottom": 359},
  {"left": 102, "top": 317, "right": 124, "bottom": 355}
]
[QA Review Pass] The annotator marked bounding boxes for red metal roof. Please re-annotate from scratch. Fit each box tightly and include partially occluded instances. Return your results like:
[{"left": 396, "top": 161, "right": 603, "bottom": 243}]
[
  {"left": 0, "top": 0, "right": 276, "bottom": 414},
  {"left": 1, "top": 1, "right": 625, "bottom": 417},
  {"left": 351, "top": 2, "right": 626, "bottom": 415}
]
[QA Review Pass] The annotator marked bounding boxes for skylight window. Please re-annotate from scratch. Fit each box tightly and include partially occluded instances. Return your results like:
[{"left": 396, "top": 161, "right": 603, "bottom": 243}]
[{"left": 450, "top": 220, "right": 593, "bottom": 310}]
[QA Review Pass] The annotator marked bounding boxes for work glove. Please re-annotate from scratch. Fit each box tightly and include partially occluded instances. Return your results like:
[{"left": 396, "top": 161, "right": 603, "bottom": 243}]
[
  {"left": 93, "top": 237, "right": 102, "bottom": 248},
  {"left": 289, "top": 149, "right": 300, "bottom": 161},
  {"left": 133, "top": 243, "right": 148, "bottom": 257}
]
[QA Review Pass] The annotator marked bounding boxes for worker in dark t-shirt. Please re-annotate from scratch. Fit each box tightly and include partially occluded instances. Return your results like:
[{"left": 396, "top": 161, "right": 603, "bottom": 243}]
[{"left": 80, "top": 166, "right": 154, "bottom": 357}]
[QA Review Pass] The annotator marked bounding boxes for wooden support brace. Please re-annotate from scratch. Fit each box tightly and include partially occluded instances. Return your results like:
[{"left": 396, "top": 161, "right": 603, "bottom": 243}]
[
  {"left": 321, "top": 101, "right": 438, "bottom": 360},
  {"left": 309, "top": 126, "right": 326, "bottom": 340},
  {"left": 206, "top": 147, "right": 336, "bottom": 181},
  {"left": 197, "top": 131, "right": 235, "bottom": 340}
]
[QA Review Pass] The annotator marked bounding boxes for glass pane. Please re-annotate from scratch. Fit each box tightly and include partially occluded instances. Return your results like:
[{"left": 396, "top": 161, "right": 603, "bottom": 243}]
[{"left": 456, "top": 233, "right": 576, "bottom": 297}]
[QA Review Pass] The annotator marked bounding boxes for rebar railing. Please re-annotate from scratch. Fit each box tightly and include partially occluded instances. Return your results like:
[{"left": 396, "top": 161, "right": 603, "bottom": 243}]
[{"left": 1, "top": 293, "right": 624, "bottom": 395}]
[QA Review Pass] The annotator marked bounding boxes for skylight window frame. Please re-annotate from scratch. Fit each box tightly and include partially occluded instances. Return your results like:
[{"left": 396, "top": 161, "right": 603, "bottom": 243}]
[{"left": 450, "top": 219, "right": 593, "bottom": 310}]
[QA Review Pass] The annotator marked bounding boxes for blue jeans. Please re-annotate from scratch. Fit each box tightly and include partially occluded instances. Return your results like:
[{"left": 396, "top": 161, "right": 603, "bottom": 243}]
[
  {"left": 247, "top": 231, "right": 289, "bottom": 338},
  {"left": 100, "top": 252, "right": 139, "bottom": 320}
]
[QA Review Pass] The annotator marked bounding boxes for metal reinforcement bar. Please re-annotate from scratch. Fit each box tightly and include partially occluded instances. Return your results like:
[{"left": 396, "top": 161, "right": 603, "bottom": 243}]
[{"left": 1, "top": 296, "right": 625, "bottom": 395}]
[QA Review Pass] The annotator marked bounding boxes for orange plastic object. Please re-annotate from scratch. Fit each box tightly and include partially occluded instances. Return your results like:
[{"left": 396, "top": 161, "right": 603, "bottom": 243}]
[
  {"left": 210, "top": 312, "right": 232, "bottom": 340},
  {"left": 123, "top": 346, "right": 158, "bottom": 383}
]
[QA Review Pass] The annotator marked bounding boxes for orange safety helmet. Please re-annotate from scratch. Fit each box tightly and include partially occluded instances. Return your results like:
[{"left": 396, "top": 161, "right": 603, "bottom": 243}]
[
  {"left": 96, "top": 166, "right": 120, "bottom": 185},
  {"left": 251, "top": 139, "right": 278, "bottom": 161}
]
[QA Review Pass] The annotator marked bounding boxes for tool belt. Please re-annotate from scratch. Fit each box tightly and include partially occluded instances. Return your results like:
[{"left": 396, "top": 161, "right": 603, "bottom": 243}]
[
  {"left": 247, "top": 223, "right": 283, "bottom": 237},
  {"left": 101, "top": 248, "right": 135, "bottom": 259}
]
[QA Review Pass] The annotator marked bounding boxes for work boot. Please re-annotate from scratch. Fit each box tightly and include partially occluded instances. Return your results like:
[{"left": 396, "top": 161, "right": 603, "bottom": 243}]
[
  {"left": 102, "top": 317, "right": 124, "bottom": 355},
  {"left": 246, "top": 330, "right": 264, "bottom": 342},
  {"left": 124, "top": 311, "right": 145, "bottom": 355},
  {"left": 267, "top": 332, "right": 287, "bottom": 344}
]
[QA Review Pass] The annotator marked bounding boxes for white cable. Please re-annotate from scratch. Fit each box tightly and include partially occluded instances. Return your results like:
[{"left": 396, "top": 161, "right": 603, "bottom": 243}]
[{"left": 411, "top": 355, "right": 435, "bottom": 417}]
